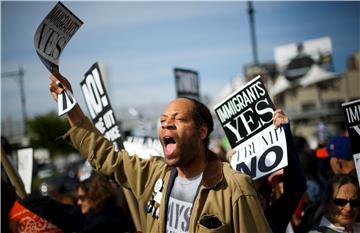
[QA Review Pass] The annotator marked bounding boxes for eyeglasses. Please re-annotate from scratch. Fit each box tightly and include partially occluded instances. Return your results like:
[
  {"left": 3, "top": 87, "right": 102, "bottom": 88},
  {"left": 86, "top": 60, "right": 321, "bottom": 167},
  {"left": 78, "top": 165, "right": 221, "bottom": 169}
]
[{"left": 332, "top": 198, "right": 360, "bottom": 207}]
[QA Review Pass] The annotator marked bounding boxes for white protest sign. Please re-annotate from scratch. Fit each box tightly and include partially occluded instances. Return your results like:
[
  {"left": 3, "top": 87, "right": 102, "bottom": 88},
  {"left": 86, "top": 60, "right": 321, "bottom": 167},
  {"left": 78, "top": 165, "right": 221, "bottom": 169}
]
[
  {"left": 230, "top": 124, "right": 287, "bottom": 178},
  {"left": 17, "top": 148, "right": 33, "bottom": 194},
  {"left": 34, "top": 1, "right": 83, "bottom": 116},
  {"left": 213, "top": 76, "right": 288, "bottom": 179},
  {"left": 81, "top": 63, "right": 124, "bottom": 151},
  {"left": 124, "top": 136, "right": 163, "bottom": 159},
  {"left": 57, "top": 90, "right": 76, "bottom": 116},
  {"left": 354, "top": 154, "right": 360, "bottom": 184}
]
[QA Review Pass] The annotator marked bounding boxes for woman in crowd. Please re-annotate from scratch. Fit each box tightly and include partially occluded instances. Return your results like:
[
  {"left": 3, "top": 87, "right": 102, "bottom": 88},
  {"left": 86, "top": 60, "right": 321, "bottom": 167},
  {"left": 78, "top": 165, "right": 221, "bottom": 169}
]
[
  {"left": 20, "top": 173, "right": 133, "bottom": 233},
  {"left": 309, "top": 173, "right": 360, "bottom": 233}
]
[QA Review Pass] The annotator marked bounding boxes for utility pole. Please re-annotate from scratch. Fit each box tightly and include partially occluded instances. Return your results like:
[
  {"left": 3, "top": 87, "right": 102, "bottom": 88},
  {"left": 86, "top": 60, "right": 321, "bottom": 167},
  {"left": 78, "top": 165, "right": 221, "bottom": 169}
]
[
  {"left": 247, "top": 0, "right": 259, "bottom": 65},
  {"left": 2, "top": 66, "right": 28, "bottom": 136}
]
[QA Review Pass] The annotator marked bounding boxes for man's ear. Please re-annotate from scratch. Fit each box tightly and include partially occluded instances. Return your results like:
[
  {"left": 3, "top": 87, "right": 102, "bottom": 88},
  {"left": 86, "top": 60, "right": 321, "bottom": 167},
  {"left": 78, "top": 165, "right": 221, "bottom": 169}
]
[{"left": 199, "top": 125, "right": 208, "bottom": 141}]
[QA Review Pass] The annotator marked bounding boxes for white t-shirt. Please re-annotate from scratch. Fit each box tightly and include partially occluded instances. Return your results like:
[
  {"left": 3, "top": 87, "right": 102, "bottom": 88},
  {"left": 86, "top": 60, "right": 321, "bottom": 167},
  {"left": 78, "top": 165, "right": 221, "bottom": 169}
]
[{"left": 166, "top": 173, "right": 203, "bottom": 233}]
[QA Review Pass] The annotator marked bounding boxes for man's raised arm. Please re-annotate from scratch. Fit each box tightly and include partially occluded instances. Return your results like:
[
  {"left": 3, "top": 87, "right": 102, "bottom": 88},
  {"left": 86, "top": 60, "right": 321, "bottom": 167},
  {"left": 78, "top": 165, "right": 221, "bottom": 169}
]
[{"left": 49, "top": 74, "right": 85, "bottom": 127}]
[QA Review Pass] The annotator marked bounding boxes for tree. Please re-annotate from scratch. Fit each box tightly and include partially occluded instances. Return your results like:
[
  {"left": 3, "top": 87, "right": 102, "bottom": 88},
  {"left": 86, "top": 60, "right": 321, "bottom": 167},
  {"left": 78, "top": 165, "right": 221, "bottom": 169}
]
[{"left": 27, "top": 111, "right": 76, "bottom": 157}]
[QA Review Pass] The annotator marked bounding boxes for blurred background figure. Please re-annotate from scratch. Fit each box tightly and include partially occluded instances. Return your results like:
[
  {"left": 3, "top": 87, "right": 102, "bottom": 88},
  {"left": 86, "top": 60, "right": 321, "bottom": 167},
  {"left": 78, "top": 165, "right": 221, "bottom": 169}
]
[
  {"left": 327, "top": 136, "right": 356, "bottom": 176},
  {"left": 19, "top": 173, "right": 134, "bottom": 233},
  {"left": 210, "top": 143, "right": 228, "bottom": 162},
  {"left": 254, "top": 124, "right": 307, "bottom": 233},
  {"left": 1, "top": 136, "right": 17, "bottom": 233},
  {"left": 309, "top": 174, "right": 360, "bottom": 233},
  {"left": 290, "top": 136, "right": 323, "bottom": 233}
]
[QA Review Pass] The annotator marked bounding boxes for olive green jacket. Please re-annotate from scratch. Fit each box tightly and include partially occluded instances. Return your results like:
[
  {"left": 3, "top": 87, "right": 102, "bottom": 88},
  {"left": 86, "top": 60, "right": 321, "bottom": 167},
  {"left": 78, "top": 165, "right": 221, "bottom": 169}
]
[{"left": 63, "top": 117, "right": 272, "bottom": 233}]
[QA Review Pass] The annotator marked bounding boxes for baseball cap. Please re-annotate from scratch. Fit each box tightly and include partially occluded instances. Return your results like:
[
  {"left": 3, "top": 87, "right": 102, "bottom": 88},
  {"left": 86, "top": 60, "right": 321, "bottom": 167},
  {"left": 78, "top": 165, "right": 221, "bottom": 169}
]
[{"left": 326, "top": 136, "right": 353, "bottom": 160}]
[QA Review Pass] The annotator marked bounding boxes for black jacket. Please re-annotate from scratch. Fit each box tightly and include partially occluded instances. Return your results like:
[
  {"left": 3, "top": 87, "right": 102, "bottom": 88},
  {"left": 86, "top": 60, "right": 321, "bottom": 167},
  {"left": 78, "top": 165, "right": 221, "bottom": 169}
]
[
  {"left": 21, "top": 194, "right": 132, "bottom": 233},
  {"left": 264, "top": 124, "right": 307, "bottom": 233}
]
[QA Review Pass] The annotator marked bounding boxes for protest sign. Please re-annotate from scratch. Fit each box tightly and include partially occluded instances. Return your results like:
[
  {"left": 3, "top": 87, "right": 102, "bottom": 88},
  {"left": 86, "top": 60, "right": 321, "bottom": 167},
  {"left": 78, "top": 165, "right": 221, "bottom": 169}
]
[
  {"left": 342, "top": 99, "right": 360, "bottom": 181},
  {"left": 81, "top": 62, "right": 124, "bottom": 151},
  {"left": 17, "top": 148, "right": 33, "bottom": 194},
  {"left": 213, "top": 76, "right": 288, "bottom": 179},
  {"left": 174, "top": 68, "right": 199, "bottom": 100},
  {"left": 34, "top": 1, "right": 83, "bottom": 116}
]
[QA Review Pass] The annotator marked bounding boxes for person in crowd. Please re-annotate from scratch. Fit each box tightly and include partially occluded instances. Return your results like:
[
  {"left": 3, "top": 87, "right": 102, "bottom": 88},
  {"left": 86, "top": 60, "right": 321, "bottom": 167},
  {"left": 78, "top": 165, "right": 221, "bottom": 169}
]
[
  {"left": 20, "top": 173, "right": 132, "bottom": 233},
  {"left": 2, "top": 169, "right": 18, "bottom": 233},
  {"left": 290, "top": 136, "right": 323, "bottom": 233},
  {"left": 309, "top": 173, "right": 360, "bottom": 233},
  {"left": 74, "top": 173, "right": 133, "bottom": 232},
  {"left": 210, "top": 143, "right": 228, "bottom": 162},
  {"left": 2, "top": 137, "right": 64, "bottom": 233},
  {"left": 312, "top": 135, "right": 358, "bottom": 227},
  {"left": 254, "top": 122, "right": 307, "bottom": 233},
  {"left": 47, "top": 73, "right": 290, "bottom": 232},
  {"left": 327, "top": 136, "right": 356, "bottom": 177}
]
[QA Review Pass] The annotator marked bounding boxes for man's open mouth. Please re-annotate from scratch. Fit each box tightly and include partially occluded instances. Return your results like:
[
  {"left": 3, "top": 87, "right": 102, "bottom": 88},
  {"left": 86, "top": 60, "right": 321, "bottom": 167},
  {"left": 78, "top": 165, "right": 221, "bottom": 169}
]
[{"left": 163, "top": 136, "right": 176, "bottom": 156}]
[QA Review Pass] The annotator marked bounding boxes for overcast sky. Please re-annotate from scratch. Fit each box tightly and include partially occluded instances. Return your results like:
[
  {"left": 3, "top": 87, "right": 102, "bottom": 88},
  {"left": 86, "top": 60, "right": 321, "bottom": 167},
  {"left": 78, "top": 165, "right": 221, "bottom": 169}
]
[{"left": 1, "top": 1, "right": 359, "bottom": 125}]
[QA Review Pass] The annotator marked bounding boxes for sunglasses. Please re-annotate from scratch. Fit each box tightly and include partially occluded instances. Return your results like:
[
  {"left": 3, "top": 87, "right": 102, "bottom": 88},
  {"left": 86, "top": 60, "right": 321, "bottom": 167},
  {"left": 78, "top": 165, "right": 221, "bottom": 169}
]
[{"left": 332, "top": 198, "right": 360, "bottom": 207}]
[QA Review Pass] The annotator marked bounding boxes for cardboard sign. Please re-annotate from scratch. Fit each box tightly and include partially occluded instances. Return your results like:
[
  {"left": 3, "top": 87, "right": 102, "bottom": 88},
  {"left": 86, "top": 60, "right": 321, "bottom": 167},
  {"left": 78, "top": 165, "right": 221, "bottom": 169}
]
[
  {"left": 34, "top": 1, "right": 83, "bottom": 72},
  {"left": 34, "top": 1, "right": 83, "bottom": 116},
  {"left": 57, "top": 90, "right": 76, "bottom": 116},
  {"left": 81, "top": 63, "right": 124, "bottom": 151},
  {"left": 174, "top": 68, "right": 199, "bottom": 100},
  {"left": 213, "top": 76, "right": 288, "bottom": 179},
  {"left": 17, "top": 148, "right": 33, "bottom": 194},
  {"left": 342, "top": 99, "right": 360, "bottom": 180}
]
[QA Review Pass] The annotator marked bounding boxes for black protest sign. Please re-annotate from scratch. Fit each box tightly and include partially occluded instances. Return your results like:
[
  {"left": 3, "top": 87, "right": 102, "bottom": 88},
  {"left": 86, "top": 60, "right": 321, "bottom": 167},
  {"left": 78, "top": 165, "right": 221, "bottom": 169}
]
[
  {"left": 213, "top": 76, "right": 288, "bottom": 179},
  {"left": 81, "top": 63, "right": 124, "bottom": 151},
  {"left": 214, "top": 76, "right": 275, "bottom": 148},
  {"left": 342, "top": 99, "right": 360, "bottom": 155},
  {"left": 34, "top": 1, "right": 83, "bottom": 73},
  {"left": 342, "top": 99, "right": 360, "bottom": 184},
  {"left": 34, "top": 1, "right": 83, "bottom": 116},
  {"left": 174, "top": 68, "right": 199, "bottom": 100}
]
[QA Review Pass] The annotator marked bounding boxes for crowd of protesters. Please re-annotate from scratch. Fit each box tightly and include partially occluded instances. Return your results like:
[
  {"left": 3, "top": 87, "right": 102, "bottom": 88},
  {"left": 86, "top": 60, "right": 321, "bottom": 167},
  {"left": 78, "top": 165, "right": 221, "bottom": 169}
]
[{"left": 2, "top": 75, "right": 359, "bottom": 232}]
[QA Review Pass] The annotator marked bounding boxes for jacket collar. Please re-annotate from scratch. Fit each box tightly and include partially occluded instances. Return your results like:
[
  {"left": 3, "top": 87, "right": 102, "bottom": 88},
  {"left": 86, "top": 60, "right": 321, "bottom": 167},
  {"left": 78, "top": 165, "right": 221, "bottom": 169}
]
[
  {"left": 165, "top": 149, "right": 224, "bottom": 189},
  {"left": 165, "top": 149, "right": 224, "bottom": 188}
]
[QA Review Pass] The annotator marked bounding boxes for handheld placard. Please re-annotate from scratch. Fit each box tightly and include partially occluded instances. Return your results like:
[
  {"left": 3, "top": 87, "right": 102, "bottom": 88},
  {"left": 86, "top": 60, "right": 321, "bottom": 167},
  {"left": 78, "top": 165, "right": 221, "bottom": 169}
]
[
  {"left": 80, "top": 63, "right": 125, "bottom": 151},
  {"left": 342, "top": 99, "right": 360, "bottom": 183},
  {"left": 174, "top": 68, "right": 200, "bottom": 100},
  {"left": 34, "top": 1, "right": 83, "bottom": 116},
  {"left": 213, "top": 75, "right": 288, "bottom": 180}
]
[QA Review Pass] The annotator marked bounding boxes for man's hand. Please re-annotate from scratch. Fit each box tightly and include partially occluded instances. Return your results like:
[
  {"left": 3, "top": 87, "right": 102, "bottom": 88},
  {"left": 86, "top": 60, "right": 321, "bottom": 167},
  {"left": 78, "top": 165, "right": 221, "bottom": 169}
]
[
  {"left": 48, "top": 73, "right": 85, "bottom": 127},
  {"left": 49, "top": 73, "right": 73, "bottom": 102},
  {"left": 273, "top": 109, "right": 289, "bottom": 129}
]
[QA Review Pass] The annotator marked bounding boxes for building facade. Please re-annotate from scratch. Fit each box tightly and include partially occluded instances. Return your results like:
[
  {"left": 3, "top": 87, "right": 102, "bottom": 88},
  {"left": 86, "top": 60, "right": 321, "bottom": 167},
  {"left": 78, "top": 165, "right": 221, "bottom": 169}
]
[{"left": 270, "top": 51, "right": 360, "bottom": 148}]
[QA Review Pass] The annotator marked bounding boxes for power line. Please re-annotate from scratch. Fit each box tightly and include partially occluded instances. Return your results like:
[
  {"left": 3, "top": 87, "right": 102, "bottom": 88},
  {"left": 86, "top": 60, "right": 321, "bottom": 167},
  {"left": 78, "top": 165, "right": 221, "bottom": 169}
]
[{"left": 2, "top": 66, "right": 28, "bottom": 135}]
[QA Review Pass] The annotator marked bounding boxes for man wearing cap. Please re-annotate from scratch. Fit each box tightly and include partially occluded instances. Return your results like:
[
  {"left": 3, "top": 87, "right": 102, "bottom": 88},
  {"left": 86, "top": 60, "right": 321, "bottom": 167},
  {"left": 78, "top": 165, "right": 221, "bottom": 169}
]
[{"left": 327, "top": 136, "right": 357, "bottom": 177}]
